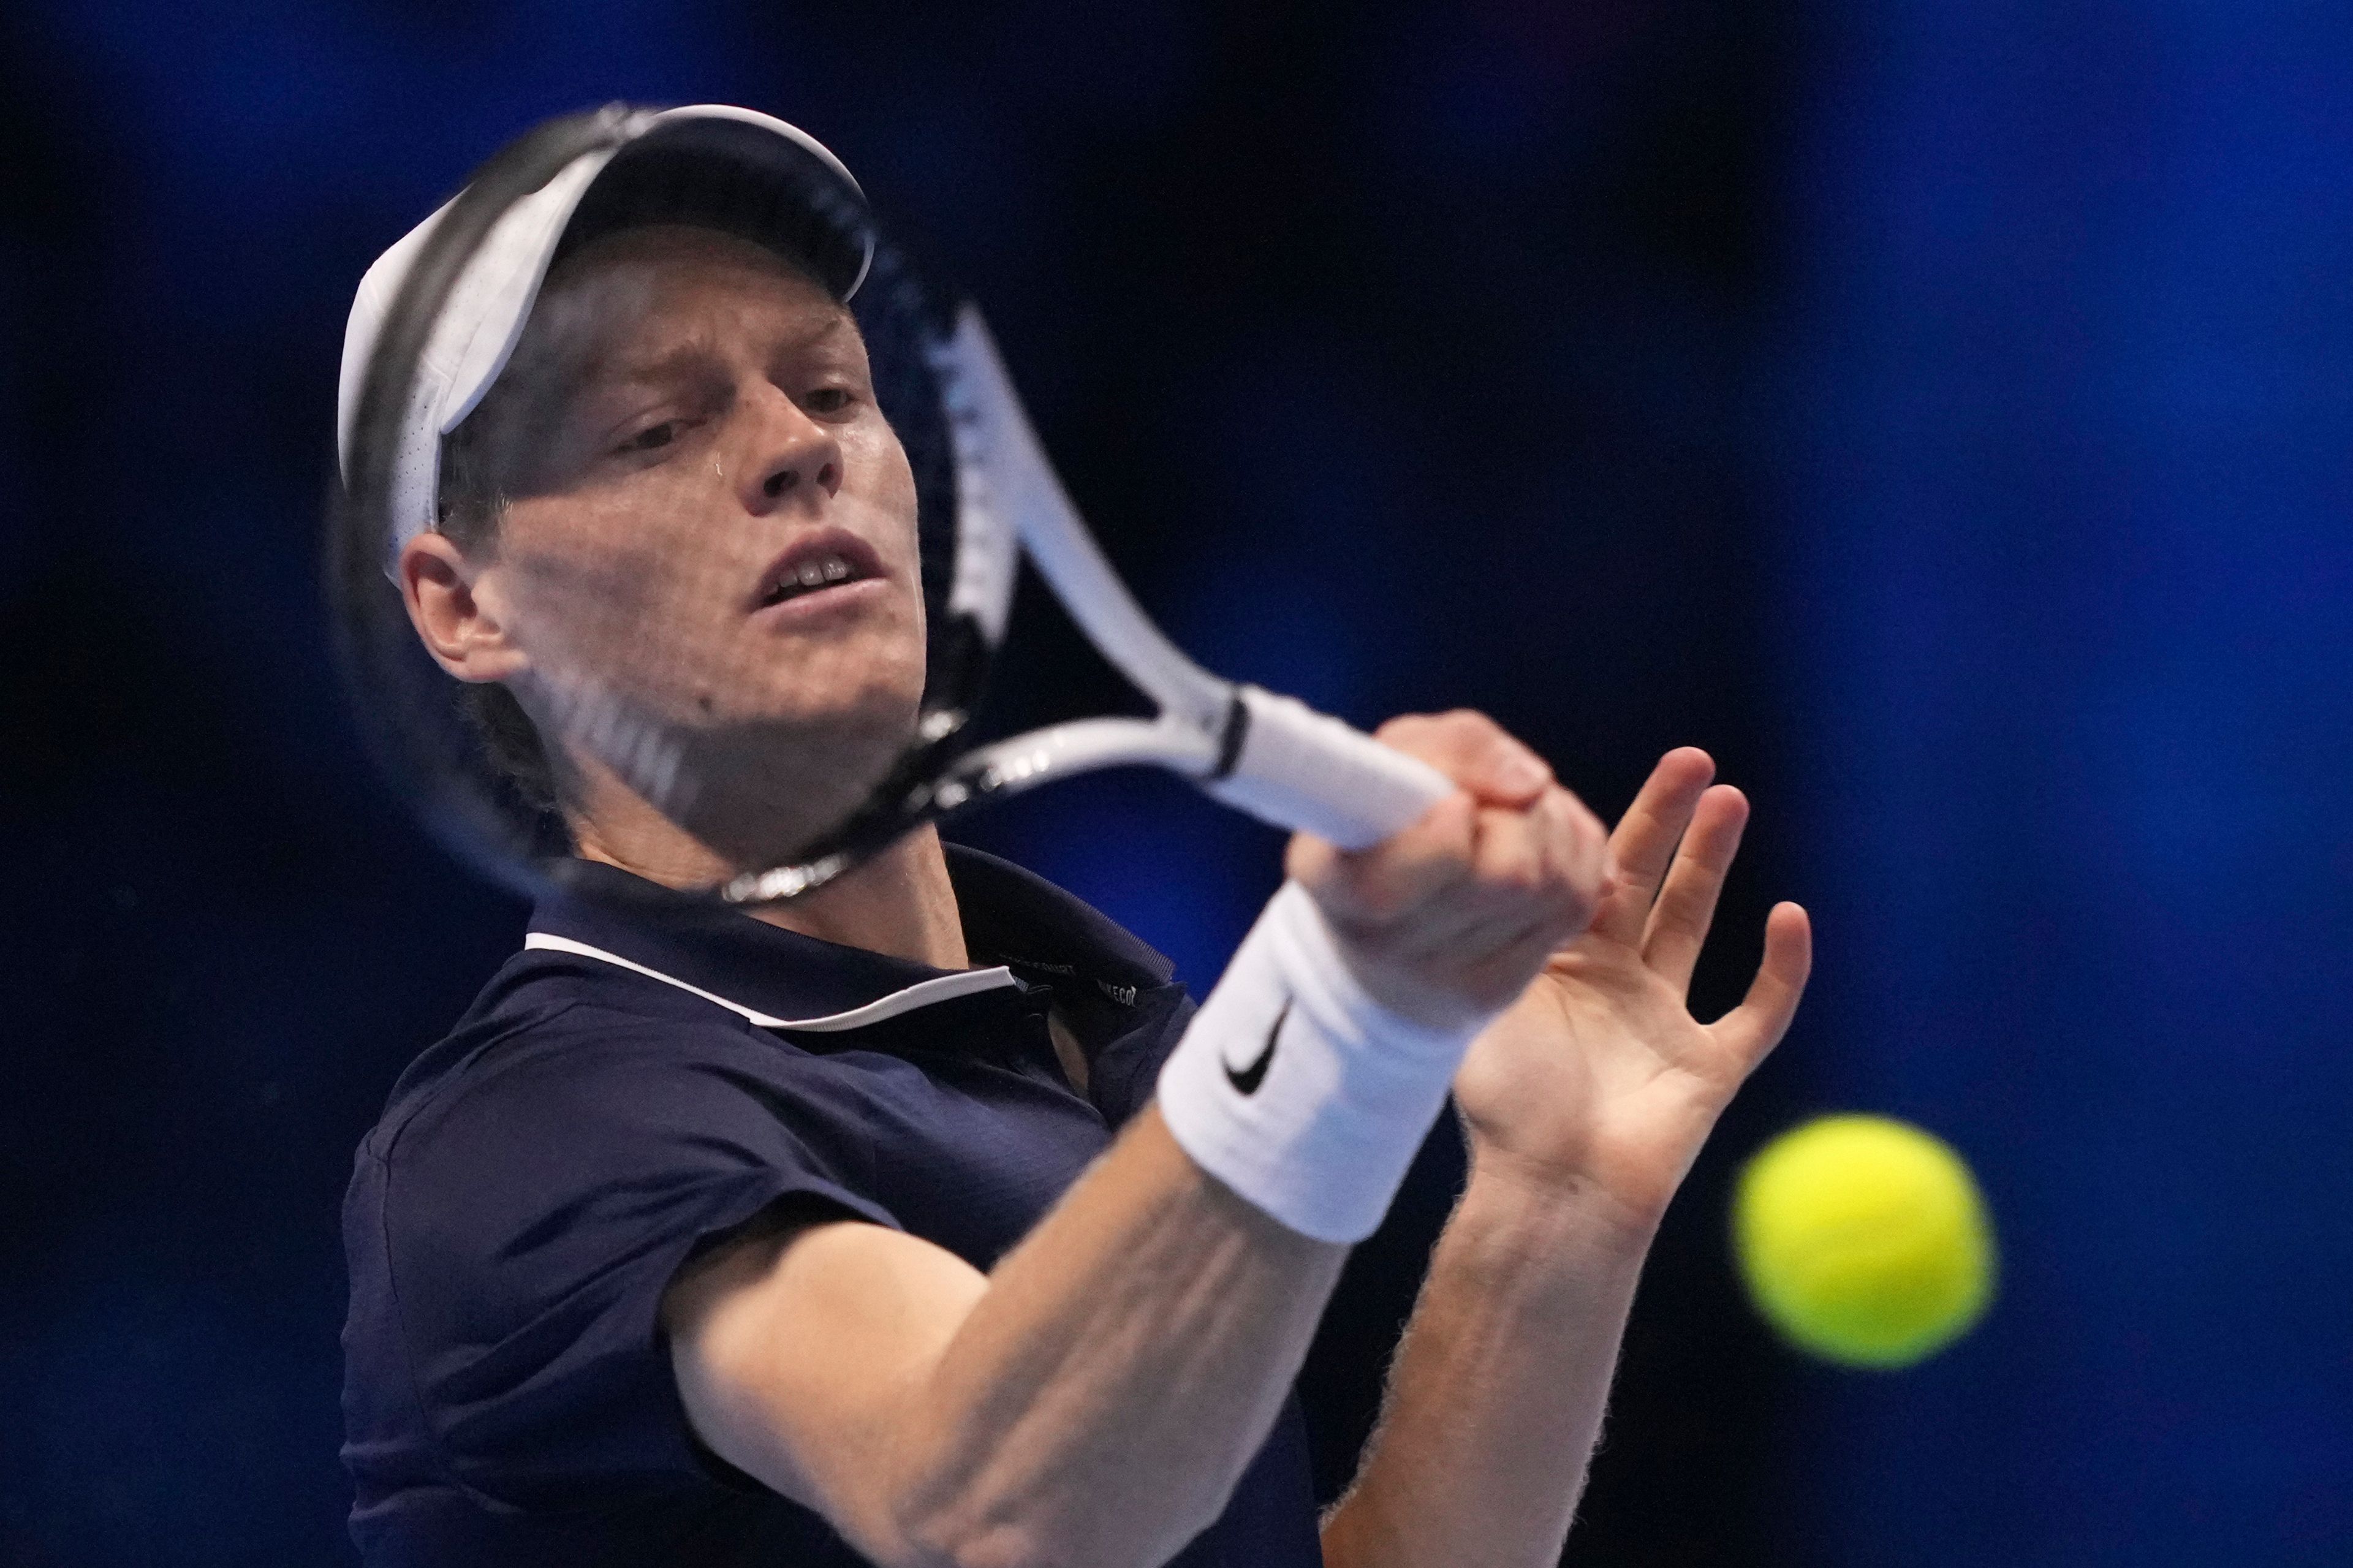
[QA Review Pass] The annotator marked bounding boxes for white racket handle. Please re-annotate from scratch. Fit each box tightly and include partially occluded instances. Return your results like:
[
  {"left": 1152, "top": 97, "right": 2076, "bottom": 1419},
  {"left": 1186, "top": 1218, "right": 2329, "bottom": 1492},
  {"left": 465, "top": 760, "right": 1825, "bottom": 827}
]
[{"left": 1203, "top": 686, "right": 1456, "bottom": 850}]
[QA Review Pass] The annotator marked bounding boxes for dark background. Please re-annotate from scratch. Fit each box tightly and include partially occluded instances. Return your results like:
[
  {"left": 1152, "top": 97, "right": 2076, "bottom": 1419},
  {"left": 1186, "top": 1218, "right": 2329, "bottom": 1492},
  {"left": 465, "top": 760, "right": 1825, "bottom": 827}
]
[{"left": 2, "top": 1, "right": 2347, "bottom": 1564}]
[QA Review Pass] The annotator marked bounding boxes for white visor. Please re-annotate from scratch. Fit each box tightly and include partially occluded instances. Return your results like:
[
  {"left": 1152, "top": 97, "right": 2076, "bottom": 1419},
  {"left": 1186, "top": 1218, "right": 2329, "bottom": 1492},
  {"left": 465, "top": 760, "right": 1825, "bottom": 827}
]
[{"left": 335, "top": 104, "right": 874, "bottom": 555}]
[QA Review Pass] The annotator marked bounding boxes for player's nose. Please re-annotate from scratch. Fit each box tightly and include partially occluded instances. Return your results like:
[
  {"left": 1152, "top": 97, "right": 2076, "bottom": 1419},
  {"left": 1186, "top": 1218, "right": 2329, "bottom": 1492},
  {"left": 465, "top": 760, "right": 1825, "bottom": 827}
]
[{"left": 736, "top": 382, "right": 843, "bottom": 514}]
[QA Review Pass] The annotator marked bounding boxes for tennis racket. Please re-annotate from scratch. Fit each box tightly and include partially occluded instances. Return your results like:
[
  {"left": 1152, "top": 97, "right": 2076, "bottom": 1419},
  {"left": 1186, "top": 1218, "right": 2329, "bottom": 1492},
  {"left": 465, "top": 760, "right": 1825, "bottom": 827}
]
[{"left": 330, "top": 104, "right": 1452, "bottom": 905}]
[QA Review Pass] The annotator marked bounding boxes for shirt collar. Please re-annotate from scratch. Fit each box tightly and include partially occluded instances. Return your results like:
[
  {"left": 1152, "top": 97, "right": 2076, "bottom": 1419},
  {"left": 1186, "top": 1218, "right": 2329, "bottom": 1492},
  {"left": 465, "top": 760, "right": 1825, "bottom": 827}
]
[{"left": 523, "top": 845, "right": 1178, "bottom": 1033}]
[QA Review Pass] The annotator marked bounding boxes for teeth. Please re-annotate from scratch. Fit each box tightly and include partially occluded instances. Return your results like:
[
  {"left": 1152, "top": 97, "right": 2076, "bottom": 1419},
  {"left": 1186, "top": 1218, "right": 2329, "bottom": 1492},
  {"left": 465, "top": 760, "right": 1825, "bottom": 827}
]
[{"left": 768, "top": 554, "right": 856, "bottom": 603}]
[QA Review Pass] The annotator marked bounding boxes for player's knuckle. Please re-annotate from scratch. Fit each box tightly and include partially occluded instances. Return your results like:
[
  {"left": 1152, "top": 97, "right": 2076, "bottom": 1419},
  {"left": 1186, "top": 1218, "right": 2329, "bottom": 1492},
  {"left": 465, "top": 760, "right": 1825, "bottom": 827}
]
[
  {"left": 1509, "top": 852, "right": 1552, "bottom": 901},
  {"left": 1374, "top": 713, "right": 1440, "bottom": 744},
  {"left": 1438, "top": 708, "right": 1502, "bottom": 744},
  {"left": 1479, "top": 846, "right": 1545, "bottom": 904}
]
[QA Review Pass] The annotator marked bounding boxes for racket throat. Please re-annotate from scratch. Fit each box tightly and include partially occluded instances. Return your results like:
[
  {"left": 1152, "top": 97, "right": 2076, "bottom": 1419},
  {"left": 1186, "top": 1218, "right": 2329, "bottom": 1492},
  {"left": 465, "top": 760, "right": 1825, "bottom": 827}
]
[{"left": 1208, "top": 687, "right": 1252, "bottom": 782}]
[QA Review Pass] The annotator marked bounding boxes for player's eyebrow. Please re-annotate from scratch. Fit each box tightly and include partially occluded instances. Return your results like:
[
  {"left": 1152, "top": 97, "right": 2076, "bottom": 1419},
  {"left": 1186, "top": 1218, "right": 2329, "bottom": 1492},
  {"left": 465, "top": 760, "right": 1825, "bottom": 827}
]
[
  {"left": 755, "top": 306, "right": 859, "bottom": 364},
  {"left": 603, "top": 339, "right": 726, "bottom": 389},
  {"left": 601, "top": 306, "right": 855, "bottom": 389}
]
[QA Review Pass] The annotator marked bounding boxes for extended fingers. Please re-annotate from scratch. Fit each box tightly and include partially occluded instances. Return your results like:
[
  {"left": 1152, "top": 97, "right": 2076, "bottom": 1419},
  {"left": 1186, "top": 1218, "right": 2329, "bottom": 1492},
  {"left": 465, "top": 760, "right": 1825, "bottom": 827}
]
[
  {"left": 1707, "top": 901, "right": 1813, "bottom": 1073},
  {"left": 1640, "top": 784, "right": 1750, "bottom": 990},
  {"left": 1593, "top": 748, "right": 1716, "bottom": 944}
]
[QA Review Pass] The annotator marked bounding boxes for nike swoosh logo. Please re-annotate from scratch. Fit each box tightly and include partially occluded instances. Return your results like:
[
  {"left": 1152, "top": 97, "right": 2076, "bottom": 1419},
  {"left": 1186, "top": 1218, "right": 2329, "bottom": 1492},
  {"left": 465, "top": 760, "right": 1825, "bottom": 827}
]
[{"left": 1224, "top": 1001, "right": 1287, "bottom": 1096}]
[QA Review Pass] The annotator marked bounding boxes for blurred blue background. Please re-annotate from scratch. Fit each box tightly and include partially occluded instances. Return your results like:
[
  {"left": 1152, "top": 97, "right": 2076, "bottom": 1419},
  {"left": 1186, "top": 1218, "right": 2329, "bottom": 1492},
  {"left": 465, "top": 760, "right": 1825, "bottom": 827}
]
[{"left": 1, "top": 1, "right": 2347, "bottom": 1564}]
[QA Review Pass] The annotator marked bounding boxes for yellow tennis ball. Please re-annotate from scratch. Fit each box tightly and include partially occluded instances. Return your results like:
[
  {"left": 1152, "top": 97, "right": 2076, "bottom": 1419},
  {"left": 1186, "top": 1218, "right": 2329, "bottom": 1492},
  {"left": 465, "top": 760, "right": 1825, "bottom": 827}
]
[{"left": 1732, "top": 1114, "right": 1995, "bottom": 1368}]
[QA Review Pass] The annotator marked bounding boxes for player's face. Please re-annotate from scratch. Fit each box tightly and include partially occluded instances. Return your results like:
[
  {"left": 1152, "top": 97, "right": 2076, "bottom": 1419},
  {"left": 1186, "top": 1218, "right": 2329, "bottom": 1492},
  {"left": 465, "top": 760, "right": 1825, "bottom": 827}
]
[{"left": 464, "top": 225, "right": 927, "bottom": 855}]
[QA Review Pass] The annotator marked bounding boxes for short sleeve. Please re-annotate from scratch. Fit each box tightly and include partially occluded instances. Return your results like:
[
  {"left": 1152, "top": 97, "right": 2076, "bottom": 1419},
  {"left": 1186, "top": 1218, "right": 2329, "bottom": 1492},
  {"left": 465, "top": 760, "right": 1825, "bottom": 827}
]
[{"left": 377, "top": 1011, "right": 899, "bottom": 1510}]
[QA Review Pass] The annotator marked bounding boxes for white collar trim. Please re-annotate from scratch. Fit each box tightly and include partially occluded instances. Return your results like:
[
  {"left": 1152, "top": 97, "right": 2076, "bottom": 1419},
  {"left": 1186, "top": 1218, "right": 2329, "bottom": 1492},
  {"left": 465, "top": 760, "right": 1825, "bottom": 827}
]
[{"left": 522, "top": 932, "right": 1019, "bottom": 1032}]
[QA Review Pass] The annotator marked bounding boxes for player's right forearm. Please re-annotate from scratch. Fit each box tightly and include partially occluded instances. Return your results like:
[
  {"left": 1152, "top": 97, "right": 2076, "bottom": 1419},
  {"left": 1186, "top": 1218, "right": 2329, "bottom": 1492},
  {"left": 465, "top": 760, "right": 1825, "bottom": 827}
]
[
  {"left": 676, "top": 722, "right": 1605, "bottom": 1567},
  {"left": 876, "top": 756, "right": 1602, "bottom": 1564},
  {"left": 873, "top": 1107, "right": 1346, "bottom": 1568}
]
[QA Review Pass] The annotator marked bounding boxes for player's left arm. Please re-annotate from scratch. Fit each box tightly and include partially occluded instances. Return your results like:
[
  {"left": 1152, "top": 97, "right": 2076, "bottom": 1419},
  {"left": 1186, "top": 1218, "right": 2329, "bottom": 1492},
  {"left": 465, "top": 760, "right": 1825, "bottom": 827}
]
[{"left": 1318, "top": 748, "right": 1813, "bottom": 1568}]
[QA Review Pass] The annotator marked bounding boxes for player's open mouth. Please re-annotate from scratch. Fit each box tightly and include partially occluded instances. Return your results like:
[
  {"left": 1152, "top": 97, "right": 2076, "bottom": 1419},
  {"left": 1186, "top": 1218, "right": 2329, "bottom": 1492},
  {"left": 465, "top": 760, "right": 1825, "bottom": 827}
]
[
  {"left": 761, "top": 554, "right": 861, "bottom": 605},
  {"left": 751, "top": 531, "right": 887, "bottom": 614}
]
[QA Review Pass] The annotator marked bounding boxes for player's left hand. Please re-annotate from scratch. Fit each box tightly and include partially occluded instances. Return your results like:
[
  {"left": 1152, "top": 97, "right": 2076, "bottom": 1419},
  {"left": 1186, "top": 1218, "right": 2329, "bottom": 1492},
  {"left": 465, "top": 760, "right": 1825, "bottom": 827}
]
[{"left": 1450, "top": 748, "right": 1813, "bottom": 1234}]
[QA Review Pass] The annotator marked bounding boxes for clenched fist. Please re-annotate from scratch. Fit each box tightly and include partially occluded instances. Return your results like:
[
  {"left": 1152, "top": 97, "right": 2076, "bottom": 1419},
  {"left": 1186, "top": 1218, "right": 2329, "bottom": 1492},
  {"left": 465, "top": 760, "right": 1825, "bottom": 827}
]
[{"left": 1287, "top": 711, "right": 1611, "bottom": 1031}]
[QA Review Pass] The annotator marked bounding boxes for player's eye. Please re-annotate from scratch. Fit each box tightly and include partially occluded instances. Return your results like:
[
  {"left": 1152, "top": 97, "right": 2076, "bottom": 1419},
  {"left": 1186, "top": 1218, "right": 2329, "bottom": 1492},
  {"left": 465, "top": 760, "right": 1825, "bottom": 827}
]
[
  {"left": 805, "top": 387, "right": 854, "bottom": 417},
  {"left": 616, "top": 419, "right": 686, "bottom": 455}
]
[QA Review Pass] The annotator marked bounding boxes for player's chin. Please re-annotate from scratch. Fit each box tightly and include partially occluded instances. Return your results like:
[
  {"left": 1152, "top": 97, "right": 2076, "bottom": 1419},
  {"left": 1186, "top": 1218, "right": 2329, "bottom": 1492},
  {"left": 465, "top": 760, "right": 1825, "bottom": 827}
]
[
  {"left": 747, "top": 631, "right": 926, "bottom": 741},
  {"left": 676, "top": 665, "right": 922, "bottom": 863}
]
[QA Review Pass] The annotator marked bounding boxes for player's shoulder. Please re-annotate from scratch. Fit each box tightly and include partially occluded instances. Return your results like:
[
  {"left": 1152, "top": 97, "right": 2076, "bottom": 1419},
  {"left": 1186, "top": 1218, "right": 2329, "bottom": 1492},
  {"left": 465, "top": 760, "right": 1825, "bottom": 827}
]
[{"left": 362, "top": 942, "right": 787, "bottom": 1168}]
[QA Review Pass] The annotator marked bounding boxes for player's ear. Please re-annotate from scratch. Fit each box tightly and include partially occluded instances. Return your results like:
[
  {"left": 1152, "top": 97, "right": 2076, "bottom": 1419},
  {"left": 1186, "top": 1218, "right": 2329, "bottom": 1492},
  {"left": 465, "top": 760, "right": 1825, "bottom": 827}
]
[{"left": 399, "top": 531, "right": 530, "bottom": 683}]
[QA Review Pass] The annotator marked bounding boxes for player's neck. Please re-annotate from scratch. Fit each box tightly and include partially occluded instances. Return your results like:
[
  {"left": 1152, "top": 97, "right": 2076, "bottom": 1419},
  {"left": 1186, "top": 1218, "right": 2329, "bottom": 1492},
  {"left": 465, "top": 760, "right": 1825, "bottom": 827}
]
[
  {"left": 738, "top": 827, "right": 971, "bottom": 971},
  {"left": 566, "top": 797, "right": 971, "bottom": 971}
]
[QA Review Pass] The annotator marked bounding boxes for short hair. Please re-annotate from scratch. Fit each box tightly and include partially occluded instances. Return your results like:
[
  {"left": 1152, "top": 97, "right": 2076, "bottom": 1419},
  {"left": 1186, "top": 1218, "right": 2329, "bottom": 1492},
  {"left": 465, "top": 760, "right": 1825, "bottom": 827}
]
[{"left": 435, "top": 416, "right": 561, "bottom": 813}]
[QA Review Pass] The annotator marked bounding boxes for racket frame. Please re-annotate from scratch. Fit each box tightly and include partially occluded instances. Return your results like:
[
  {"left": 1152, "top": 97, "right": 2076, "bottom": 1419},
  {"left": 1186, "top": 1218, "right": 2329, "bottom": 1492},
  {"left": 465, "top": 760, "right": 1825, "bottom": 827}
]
[{"left": 332, "top": 105, "right": 1453, "bottom": 911}]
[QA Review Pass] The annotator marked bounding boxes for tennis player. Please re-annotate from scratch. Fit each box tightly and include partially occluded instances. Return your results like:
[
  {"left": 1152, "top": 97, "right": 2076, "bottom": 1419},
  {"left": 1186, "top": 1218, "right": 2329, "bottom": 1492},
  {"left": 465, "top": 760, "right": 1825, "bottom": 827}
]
[{"left": 338, "top": 110, "right": 1811, "bottom": 1568}]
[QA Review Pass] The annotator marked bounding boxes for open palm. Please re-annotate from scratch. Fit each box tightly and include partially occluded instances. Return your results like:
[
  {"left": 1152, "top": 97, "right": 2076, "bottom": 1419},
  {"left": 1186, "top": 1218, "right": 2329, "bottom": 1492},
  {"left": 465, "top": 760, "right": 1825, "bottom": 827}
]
[{"left": 1452, "top": 748, "right": 1813, "bottom": 1229}]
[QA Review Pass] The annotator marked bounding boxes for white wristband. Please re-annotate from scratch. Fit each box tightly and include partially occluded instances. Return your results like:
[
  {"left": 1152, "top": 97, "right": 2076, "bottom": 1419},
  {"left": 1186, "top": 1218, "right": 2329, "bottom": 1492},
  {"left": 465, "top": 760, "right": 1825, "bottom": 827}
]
[{"left": 1154, "top": 881, "right": 1492, "bottom": 1243}]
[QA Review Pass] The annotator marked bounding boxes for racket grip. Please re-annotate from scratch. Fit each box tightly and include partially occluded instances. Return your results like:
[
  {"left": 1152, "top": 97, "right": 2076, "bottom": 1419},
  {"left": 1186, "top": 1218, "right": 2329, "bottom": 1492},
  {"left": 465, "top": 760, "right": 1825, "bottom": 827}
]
[{"left": 1205, "top": 686, "right": 1457, "bottom": 850}]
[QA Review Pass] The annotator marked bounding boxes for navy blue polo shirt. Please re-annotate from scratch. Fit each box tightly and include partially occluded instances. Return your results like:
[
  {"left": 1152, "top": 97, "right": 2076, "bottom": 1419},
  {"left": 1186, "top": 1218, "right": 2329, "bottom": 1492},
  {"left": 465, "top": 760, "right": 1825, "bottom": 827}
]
[{"left": 341, "top": 847, "right": 1323, "bottom": 1568}]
